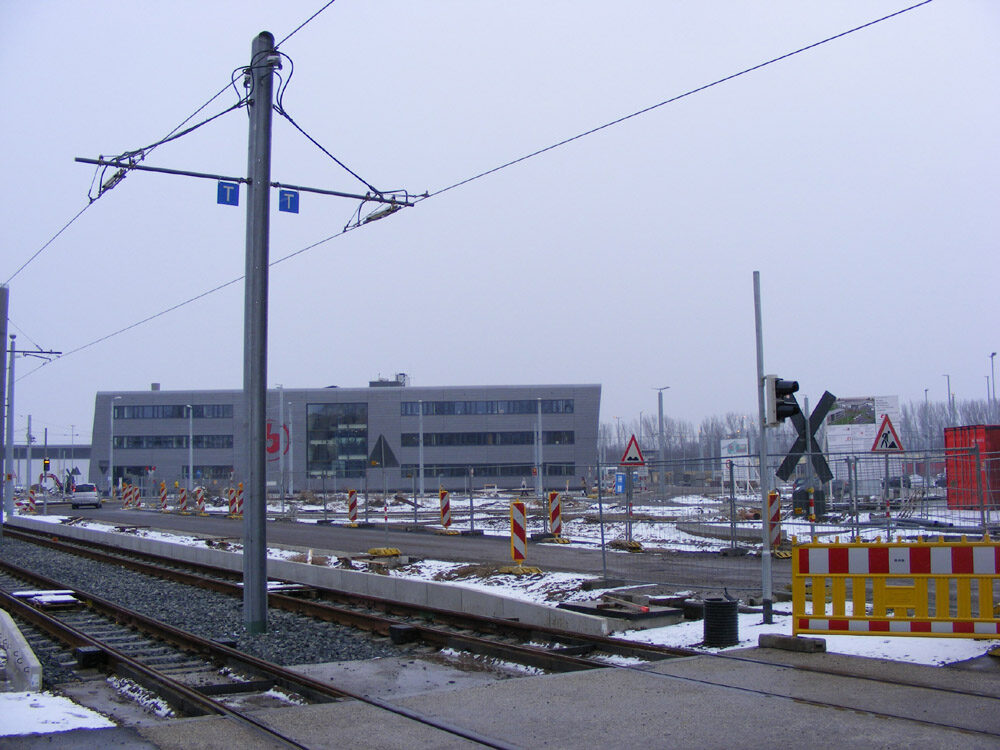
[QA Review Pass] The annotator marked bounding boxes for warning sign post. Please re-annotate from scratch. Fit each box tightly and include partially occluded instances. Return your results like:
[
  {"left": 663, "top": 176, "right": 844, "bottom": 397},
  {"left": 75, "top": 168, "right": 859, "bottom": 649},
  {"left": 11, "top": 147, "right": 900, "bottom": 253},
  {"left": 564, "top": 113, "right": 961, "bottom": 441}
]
[{"left": 619, "top": 435, "right": 644, "bottom": 541}]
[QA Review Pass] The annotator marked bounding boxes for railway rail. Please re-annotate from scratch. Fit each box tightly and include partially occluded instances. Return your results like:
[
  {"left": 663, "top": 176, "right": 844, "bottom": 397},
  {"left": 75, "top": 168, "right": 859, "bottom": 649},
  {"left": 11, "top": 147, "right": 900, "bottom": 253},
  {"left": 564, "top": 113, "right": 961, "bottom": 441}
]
[
  {"left": 1, "top": 523, "right": 695, "bottom": 671},
  {"left": 4, "top": 522, "right": 999, "bottom": 744}
]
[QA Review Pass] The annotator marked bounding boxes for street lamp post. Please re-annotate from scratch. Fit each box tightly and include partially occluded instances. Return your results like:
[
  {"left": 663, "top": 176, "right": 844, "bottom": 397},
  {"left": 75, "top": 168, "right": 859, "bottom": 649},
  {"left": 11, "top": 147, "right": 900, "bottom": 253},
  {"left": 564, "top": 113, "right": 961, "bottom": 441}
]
[
  {"left": 991, "top": 353, "right": 996, "bottom": 421},
  {"left": 943, "top": 374, "right": 953, "bottom": 426},
  {"left": 109, "top": 396, "right": 122, "bottom": 497},
  {"left": 654, "top": 386, "right": 669, "bottom": 499}
]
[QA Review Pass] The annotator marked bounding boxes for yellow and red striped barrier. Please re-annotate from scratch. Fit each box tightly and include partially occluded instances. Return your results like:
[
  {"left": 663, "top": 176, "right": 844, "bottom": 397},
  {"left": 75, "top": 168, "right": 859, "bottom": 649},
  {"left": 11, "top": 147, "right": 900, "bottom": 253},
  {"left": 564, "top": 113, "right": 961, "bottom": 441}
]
[
  {"left": 439, "top": 489, "right": 451, "bottom": 528},
  {"left": 793, "top": 536, "right": 1000, "bottom": 638},
  {"left": 347, "top": 489, "right": 358, "bottom": 525},
  {"left": 548, "top": 491, "right": 562, "bottom": 537},
  {"left": 767, "top": 491, "right": 782, "bottom": 550},
  {"left": 510, "top": 501, "right": 527, "bottom": 563}
]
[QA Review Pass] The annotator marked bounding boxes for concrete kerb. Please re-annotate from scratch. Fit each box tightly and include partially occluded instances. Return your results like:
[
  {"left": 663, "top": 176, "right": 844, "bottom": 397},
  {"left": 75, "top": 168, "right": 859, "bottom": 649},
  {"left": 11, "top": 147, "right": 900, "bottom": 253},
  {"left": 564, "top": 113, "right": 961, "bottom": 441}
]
[
  {"left": 8, "top": 517, "right": 610, "bottom": 636},
  {"left": 0, "top": 609, "right": 42, "bottom": 692}
]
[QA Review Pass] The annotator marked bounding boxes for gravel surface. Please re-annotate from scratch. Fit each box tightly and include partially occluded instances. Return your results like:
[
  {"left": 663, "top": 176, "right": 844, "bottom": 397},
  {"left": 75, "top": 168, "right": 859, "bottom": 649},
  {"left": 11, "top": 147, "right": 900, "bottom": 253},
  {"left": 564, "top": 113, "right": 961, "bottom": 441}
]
[{"left": 0, "top": 537, "right": 402, "bottom": 686}]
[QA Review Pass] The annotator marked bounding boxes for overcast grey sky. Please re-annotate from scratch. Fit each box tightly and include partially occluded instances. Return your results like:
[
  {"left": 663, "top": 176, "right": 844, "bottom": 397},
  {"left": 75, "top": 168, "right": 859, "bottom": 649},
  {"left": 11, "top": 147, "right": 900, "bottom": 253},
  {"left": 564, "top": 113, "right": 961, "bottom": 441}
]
[{"left": 2, "top": 0, "right": 997, "bottom": 445}]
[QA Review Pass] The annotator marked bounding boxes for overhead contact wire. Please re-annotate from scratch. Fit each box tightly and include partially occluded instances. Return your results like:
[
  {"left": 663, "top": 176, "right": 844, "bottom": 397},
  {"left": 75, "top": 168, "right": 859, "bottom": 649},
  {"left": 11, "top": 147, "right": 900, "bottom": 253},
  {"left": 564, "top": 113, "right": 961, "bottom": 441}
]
[
  {"left": 421, "top": 0, "right": 936, "bottom": 200},
  {"left": 16, "top": 0, "right": 933, "bottom": 372}
]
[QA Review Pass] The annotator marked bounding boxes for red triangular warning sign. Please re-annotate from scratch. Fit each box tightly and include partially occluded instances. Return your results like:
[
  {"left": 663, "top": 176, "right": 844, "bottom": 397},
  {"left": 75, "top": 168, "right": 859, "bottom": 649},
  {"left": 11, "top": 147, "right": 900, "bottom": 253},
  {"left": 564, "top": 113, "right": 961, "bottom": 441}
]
[
  {"left": 871, "top": 415, "right": 904, "bottom": 453},
  {"left": 619, "top": 435, "right": 645, "bottom": 466}
]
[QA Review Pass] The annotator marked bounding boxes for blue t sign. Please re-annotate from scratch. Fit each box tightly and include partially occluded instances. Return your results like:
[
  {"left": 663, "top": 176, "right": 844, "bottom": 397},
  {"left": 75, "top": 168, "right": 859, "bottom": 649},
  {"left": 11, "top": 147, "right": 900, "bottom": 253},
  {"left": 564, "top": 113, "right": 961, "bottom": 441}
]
[
  {"left": 278, "top": 189, "right": 299, "bottom": 214},
  {"left": 217, "top": 181, "right": 239, "bottom": 206}
]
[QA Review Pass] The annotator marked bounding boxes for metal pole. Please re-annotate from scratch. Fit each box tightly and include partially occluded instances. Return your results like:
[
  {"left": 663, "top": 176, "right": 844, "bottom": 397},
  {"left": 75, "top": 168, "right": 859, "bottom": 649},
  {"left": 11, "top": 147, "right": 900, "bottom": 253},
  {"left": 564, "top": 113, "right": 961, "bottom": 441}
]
[
  {"left": 991, "top": 353, "right": 997, "bottom": 421},
  {"left": 975, "top": 443, "right": 986, "bottom": 534},
  {"left": 418, "top": 399, "right": 424, "bottom": 498},
  {"left": 884, "top": 452, "right": 891, "bottom": 539},
  {"left": 187, "top": 405, "right": 194, "bottom": 494},
  {"left": 287, "top": 400, "right": 293, "bottom": 498},
  {"left": 242, "top": 30, "right": 277, "bottom": 634},
  {"left": 753, "top": 271, "right": 773, "bottom": 623},
  {"left": 3, "top": 335, "right": 13, "bottom": 524},
  {"left": 26, "top": 415, "right": 32, "bottom": 505},
  {"left": 278, "top": 387, "right": 285, "bottom": 514},
  {"left": 728, "top": 460, "right": 737, "bottom": 549},
  {"left": 851, "top": 457, "right": 859, "bottom": 540},
  {"left": 656, "top": 386, "right": 668, "bottom": 500},
  {"left": 596, "top": 461, "right": 608, "bottom": 580},
  {"left": 42, "top": 427, "right": 48, "bottom": 514},
  {"left": 536, "top": 398, "right": 544, "bottom": 531},
  {"left": 0, "top": 286, "right": 8, "bottom": 536},
  {"left": 468, "top": 467, "right": 475, "bottom": 532}
]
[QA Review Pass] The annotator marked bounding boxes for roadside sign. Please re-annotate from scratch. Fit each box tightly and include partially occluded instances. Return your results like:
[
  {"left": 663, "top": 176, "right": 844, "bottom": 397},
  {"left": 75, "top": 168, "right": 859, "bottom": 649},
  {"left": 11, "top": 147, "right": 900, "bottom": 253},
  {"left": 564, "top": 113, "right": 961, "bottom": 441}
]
[
  {"left": 619, "top": 435, "right": 645, "bottom": 466},
  {"left": 217, "top": 181, "right": 239, "bottom": 206},
  {"left": 871, "top": 415, "right": 904, "bottom": 452},
  {"left": 614, "top": 472, "right": 625, "bottom": 494},
  {"left": 278, "top": 189, "right": 299, "bottom": 213}
]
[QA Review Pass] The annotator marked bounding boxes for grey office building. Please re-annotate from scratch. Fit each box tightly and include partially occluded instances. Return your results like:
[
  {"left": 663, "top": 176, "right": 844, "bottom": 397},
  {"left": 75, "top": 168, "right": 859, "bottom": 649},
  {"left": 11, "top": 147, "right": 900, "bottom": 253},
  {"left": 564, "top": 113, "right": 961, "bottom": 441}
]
[{"left": 89, "top": 378, "right": 601, "bottom": 494}]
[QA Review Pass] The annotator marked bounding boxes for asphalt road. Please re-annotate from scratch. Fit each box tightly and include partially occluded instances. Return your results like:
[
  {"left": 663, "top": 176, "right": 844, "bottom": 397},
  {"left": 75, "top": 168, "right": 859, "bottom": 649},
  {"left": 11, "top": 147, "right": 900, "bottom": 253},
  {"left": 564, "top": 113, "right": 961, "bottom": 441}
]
[{"left": 28, "top": 502, "right": 791, "bottom": 594}]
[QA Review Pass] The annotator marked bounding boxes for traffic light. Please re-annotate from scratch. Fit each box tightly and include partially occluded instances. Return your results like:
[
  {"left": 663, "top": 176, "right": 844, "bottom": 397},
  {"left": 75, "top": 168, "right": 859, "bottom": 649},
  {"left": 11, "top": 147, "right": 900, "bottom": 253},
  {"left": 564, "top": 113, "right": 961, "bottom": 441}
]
[
  {"left": 43, "top": 458, "right": 50, "bottom": 473},
  {"left": 765, "top": 375, "right": 800, "bottom": 426}
]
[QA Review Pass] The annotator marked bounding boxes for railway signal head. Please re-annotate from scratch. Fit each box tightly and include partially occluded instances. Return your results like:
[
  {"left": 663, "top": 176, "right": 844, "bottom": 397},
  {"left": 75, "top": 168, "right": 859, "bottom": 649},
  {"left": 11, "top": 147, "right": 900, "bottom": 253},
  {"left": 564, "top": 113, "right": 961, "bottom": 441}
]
[{"left": 765, "top": 375, "right": 800, "bottom": 426}]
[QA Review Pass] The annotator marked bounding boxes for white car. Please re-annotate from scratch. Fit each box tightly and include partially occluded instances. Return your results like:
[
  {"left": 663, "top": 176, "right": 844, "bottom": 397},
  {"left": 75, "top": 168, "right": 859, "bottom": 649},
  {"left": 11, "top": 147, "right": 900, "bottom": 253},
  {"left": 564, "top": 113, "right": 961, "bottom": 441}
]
[{"left": 71, "top": 483, "right": 102, "bottom": 509}]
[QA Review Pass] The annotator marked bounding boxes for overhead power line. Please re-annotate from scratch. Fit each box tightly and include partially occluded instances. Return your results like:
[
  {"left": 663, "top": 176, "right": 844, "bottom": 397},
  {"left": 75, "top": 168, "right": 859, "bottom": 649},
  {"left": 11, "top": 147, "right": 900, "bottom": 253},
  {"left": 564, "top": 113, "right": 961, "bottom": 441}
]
[
  {"left": 16, "top": 0, "right": 934, "bottom": 377},
  {"left": 276, "top": 0, "right": 338, "bottom": 49},
  {"left": 420, "top": 0, "right": 935, "bottom": 201},
  {"left": 4, "top": 1, "right": 337, "bottom": 285}
]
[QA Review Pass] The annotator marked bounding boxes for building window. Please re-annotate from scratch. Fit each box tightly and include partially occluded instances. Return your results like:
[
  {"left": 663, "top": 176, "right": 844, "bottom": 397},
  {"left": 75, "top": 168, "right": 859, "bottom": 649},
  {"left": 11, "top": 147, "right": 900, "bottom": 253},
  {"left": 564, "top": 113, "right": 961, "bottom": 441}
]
[
  {"left": 113, "top": 404, "right": 234, "bottom": 420},
  {"left": 112, "top": 435, "right": 233, "bottom": 449},
  {"left": 401, "top": 399, "right": 574, "bottom": 416},
  {"left": 306, "top": 403, "right": 368, "bottom": 479},
  {"left": 400, "top": 430, "right": 574, "bottom": 447}
]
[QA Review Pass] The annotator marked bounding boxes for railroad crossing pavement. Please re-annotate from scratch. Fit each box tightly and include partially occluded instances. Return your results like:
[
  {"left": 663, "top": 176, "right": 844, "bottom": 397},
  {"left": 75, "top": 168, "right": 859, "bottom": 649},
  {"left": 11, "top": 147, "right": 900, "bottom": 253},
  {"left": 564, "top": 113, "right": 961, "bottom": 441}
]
[{"left": 29, "top": 645, "right": 1000, "bottom": 749}]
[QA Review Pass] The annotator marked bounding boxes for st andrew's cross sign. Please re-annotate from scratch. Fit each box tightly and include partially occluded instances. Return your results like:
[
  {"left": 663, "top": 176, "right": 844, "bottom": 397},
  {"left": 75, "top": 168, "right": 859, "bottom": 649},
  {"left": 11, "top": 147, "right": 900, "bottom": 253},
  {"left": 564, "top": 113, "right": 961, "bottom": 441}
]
[{"left": 775, "top": 390, "right": 836, "bottom": 484}]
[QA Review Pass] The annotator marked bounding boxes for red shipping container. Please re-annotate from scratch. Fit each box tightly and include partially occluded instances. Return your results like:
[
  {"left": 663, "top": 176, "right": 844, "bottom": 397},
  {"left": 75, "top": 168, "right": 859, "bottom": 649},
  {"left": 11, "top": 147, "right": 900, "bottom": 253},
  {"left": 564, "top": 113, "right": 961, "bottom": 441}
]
[{"left": 944, "top": 425, "right": 1000, "bottom": 509}]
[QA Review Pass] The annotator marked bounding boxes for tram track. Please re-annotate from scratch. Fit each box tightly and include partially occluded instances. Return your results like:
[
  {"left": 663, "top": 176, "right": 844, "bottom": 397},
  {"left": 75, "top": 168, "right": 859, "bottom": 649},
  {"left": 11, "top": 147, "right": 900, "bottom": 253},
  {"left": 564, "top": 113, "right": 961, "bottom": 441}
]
[
  {"left": 2, "top": 524, "right": 696, "bottom": 670},
  {"left": 4, "top": 522, "right": 998, "bottom": 744}
]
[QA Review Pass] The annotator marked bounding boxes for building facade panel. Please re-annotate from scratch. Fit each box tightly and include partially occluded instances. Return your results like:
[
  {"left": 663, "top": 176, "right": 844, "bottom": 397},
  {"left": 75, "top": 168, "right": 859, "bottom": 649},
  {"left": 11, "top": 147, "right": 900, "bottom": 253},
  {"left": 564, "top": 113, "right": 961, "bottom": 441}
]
[{"left": 90, "top": 383, "right": 600, "bottom": 493}]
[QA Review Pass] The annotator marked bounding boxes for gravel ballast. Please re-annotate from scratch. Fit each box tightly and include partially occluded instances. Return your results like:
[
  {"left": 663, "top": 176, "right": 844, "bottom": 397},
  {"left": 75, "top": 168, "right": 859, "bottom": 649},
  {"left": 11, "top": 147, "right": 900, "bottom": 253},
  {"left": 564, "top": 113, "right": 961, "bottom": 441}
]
[{"left": 0, "top": 537, "right": 402, "bottom": 685}]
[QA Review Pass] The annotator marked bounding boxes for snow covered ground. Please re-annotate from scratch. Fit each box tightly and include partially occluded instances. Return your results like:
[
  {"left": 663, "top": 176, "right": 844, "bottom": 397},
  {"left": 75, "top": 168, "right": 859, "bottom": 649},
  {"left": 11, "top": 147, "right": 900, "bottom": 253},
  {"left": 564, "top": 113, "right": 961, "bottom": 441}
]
[{"left": 3, "top": 511, "right": 997, "bottom": 737}]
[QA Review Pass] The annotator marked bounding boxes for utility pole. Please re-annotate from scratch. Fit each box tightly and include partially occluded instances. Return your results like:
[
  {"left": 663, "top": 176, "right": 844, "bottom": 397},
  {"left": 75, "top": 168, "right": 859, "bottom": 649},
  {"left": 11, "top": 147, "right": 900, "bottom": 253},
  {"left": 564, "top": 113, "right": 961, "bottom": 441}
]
[
  {"left": 0, "top": 286, "right": 8, "bottom": 534},
  {"left": 243, "top": 30, "right": 278, "bottom": 634}
]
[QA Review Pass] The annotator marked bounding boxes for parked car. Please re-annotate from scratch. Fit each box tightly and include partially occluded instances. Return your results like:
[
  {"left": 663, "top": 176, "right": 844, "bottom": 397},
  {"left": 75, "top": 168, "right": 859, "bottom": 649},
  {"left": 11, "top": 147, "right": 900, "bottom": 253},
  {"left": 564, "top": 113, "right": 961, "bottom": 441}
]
[
  {"left": 71, "top": 483, "right": 101, "bottom": 509},
  {"left": 881, "top": 476, "right": 911, "bottom": 489}
]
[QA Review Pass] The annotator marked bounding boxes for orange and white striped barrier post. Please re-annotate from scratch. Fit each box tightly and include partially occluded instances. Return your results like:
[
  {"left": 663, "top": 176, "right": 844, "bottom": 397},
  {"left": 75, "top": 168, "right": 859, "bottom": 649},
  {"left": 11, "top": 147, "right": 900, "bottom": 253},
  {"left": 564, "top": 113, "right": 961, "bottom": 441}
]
[
  {"left": 132, "top": 485, "right": 141, "bottom": 509},
  {"left": 347, "top": 489, "right": 358, "bottom": 525},
  {"left": 439, "top": 489, "right": 451, "bottom": 528},
  {"left": 160, "top": 481, "right": 168, "bottom": 512},
  {"left": 767, "top": 490, "right": 782, "bottom": 550},
  {"left": 196, "top": 487, "right": 207, "bottom": 516},
  {"left": 28, "top": 488, "right": 36, "bottom": 514},
  {"left": 227, "top": 487, "right": 237, "bottom": 517},
  {"left": 179, "top": 487, "right": 189, "bottom": 514},
  {"left": 548, "top": 491, "right": 562, "bottom": 537},
  {"left": 235, "top": 482, "right": 244, "bottom": 517},
  {"left": 510, "top": 501, "right": 527, "bottom": 564}
]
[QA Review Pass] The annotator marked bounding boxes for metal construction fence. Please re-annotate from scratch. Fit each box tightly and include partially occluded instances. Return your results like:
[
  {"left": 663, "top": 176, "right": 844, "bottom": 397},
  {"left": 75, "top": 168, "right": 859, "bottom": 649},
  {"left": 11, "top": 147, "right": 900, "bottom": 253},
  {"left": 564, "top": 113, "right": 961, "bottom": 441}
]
[{"left": 15, "top": 447, "right": 998, "bottom": 599}]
